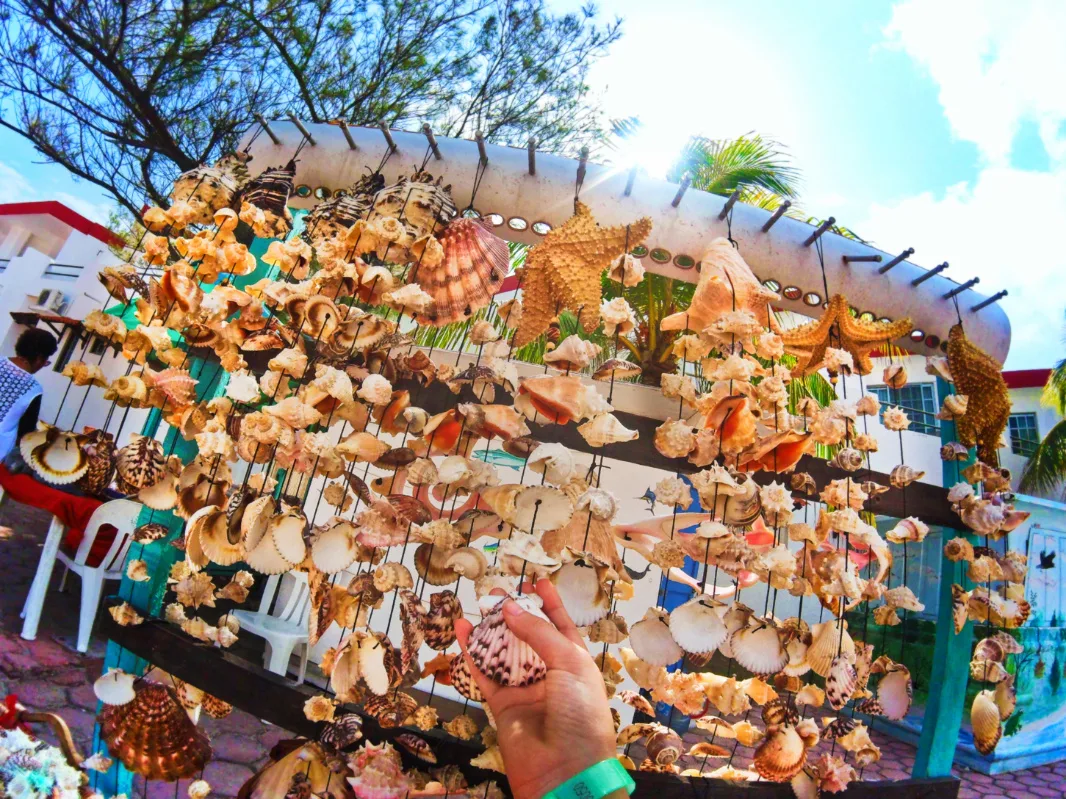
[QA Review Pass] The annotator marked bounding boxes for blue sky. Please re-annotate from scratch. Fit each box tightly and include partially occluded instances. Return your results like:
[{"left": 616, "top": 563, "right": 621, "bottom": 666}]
[{"left": 2, "top": 0, "right": 1063, "bottom": 369}]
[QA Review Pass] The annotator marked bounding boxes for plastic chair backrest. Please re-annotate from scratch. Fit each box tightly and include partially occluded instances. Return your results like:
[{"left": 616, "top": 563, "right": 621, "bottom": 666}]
[
  {"left": 277, "top": 572, "right": 312, "bottom": 625},
  {"left": 73, "top": 499, "right": 144, "bottom": 571}
]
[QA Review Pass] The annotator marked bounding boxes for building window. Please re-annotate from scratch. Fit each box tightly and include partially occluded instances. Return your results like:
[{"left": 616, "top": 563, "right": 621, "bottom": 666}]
[
  {"left": 52, "top": 328, "right": 79, "bottom": 372},
  {"left": 870, "top": 383, "right": 939, "bottom": 435},
  {"left": 1009, "top": 413, "right": 1039, "bottom": 457}
]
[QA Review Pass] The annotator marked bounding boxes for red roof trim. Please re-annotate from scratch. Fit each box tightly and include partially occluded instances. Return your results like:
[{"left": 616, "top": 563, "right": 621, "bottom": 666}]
[
  {"left": 1004, "top": 369, "right": 1051, "bottom": 389},
  {"left": 0, "top": 200, "right": 123, "bottom": 248}
]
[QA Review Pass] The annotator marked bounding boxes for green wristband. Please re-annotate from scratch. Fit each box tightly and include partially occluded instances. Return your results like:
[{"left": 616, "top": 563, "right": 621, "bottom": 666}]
[{"left": 541, "top": 758, "right": 635, "bottom": 799}]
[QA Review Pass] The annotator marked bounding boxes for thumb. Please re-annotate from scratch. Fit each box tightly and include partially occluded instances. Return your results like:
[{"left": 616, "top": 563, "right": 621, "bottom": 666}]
[{"left": 501, "top": 597, "right": 591, "bottom": 674}]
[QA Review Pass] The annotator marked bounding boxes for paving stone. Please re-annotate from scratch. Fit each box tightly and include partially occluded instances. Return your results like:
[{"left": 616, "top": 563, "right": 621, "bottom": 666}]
[
  {"left": 208, "top": 709, "right": 269, "bottom": 737},
  {"left": 203, "top": 759, "right": 255, "bottom": 796},
  {"left": 957, "top": 789, "right": 981, "bottom": 799},
  {"left": 211, "top": 732, "right": 266, "bottom": 765},
  {"left": 62, "top": 707, "right": 98, "bottom": 742},
  {"left": 69, "top": 681, "right": 99, "bottom": 711},
  {"left": 1029, "top": 788, "right": 1063, "bottom": 799},
  {"left": 878, "top": 767, "right": 911, "bottom": 781},
  {"left": 14, "top": 678, "right": 70, "bottom": 708},
  {"left": 24, "top": 637, "right": 77, "bottom": 668},
  {"left": 258, "top": 725, "right": 290, "bottom": 751},
  {"left": 52, "top": 668, "right": 87, "bottom": 686}
]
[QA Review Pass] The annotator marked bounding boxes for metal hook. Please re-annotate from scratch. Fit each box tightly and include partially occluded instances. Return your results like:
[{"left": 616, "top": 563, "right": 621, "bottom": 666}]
[
  {"left": 475, "top": 131, "right": 488, "bottom": 166},
  {"left": 877, "top": 247, "right": 915, "bottom": 274},
  {"left": 943, "top": 277, "right": 980, "bottom": 299},
  {"left": 623, "top": 166, "right": 638, "bottom": 197},
  {"left": 527, "top": 138, "right": 537, "bottom": 175},
  {"left": 287, "top": 114, "right": 316, "bottom": 146},
  {"left": 971, "top": 290, "right": 1008, "bottom": 312},
  {"left": 576, "top": 147, "right": 589, "bottom": 192},
  {"left": 422, "top": 124, "right": 442, "bottom": 160},
  {"left": 802, "top": 217, "right": 835, "bottom": 247},
  {"left": 672, "top": 174, "right": 693, "bottom": 208},
  {"left": 911, "top": 262, "right": 949, "bottom": 286},
  {"left": 760, "top": 200, "right": 791, "bottom": 232},
  {"left": 717, "top": 189, "right": 740, "bottom": 220},
  {"left": 253, "top": 114, "right": 280, "bottom": 145},
  {"left": 842, "top": 254, "right": 882, "bottom": 264},
  {"left": 337, "top": 121, "right": 358, "bottom": 150},
  {"left": 377, "top": 122, "right": 397, "bottom": 153}
]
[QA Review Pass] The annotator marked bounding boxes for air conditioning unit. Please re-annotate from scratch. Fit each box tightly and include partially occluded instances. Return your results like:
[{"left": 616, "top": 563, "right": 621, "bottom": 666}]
[{"left": 31, "top": 289, "right": 68, "bottom": 314}]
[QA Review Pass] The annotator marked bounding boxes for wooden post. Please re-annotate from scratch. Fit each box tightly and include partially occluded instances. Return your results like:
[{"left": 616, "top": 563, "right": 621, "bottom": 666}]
[{"left": 913, "top": 378, "right": 976, "bottom": 777}]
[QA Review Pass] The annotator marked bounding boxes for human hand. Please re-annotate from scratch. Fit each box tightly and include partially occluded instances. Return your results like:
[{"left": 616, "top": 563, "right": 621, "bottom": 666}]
[{"left": 455, "top": 580, "right": 620, "bottom": 799}]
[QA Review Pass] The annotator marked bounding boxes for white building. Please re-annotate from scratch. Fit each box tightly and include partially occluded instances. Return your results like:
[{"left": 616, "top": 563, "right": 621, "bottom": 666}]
[{"left": 0, "top": 201, "right": 149, "bottom": 434}]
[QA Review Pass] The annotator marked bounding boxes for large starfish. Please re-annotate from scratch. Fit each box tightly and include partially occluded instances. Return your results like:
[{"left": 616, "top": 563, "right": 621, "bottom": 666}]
[
  {"left": 946, "top": 323, "right": 1010, "bottom": 465},
  {"left": 660, "top": 238, "right": 781, "bottom": 331},
  {"left": 512, "top": 202, "right": 652, "bottom": 348},
  {"left": 781, "top": 294, "right": 913, "bottom": 375}
]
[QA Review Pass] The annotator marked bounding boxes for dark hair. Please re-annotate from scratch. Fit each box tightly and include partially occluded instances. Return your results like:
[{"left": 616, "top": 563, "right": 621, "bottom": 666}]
[{"left": 15, "top": 328, "right": 59, "bottom": 361}]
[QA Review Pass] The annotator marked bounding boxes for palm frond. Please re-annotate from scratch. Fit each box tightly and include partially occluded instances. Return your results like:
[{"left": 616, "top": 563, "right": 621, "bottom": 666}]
[
  {"left": 601, "top": 116, "right": 643, "bottom": 152},
  {"left": 1019, "top": 419, "right": 1066, "bottom": 497},
  {"left": 1040, "top": 357, "right": 1066, "bottom": 415},
  {"left": 668, "top": 134, "right": 801, "bottom": 199}
]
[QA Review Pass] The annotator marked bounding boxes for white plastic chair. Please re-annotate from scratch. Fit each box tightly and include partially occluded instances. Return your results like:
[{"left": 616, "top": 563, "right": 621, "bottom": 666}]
[
  {"left": 47, "top": 498, "right": 143, "bottom": 652},
  {"left": 231, "top": 572, "right": 311, "bottom": 683}
]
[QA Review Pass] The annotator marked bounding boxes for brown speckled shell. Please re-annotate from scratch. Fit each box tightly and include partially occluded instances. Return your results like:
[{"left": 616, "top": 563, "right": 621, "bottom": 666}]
[{"left": 424, "top": 590, "right": 462, "bottom": 650}]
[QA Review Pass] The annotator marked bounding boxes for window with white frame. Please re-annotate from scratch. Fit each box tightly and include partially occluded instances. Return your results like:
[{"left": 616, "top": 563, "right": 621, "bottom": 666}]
[
  {"left": 1008, "top": 413, "right": 1039, "bottom": 457},
  {"left": 869, "top": 383, "right": 939, "bottom": 435}
]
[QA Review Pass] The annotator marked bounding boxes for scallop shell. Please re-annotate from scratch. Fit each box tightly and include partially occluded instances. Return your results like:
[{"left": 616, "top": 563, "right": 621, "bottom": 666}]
[
  {"left": 526, "top": 443, "right": 576, "bottom": 485},
  {"left": 971, "top": 690, "right": 1002, "bottom": 755},
  {"left": 994, "top": 674, "right": 1016, "bottom": 720},
  {"left": 551, "top": 558, "right": 611, "bottom": 627},
  {"left": 513, "top": 485, "right": 573, "bottom": 533},
  {"left": 268, "top": 507, "right": 308, "bottom": 565},
  {"left": 807, "top": 619, "right": 855, "bottom": 678},
  {"left": 311, "top": 519, "right": 360, "bottom": 574},
  {"left": 116, "top": 434, "right": 167, "bottom": 493},
  {"left": 668, "top": 596, "right": 727, "bottom": 655},
  {"left": 630, "top": 608, "right": 685, "bottom": 666},
  {"left": 730, "top": 620, "right": 788, "bottom": 676},
  {"left": 578, "top": 412, "right": 639, "bottom": 447},
  {"left": 877, "top": 664, "right": 913, "bottom": 721},
  {"left": 467, "top": 594, "right": 548, "bottom": 686},
  {"left": 20, "top": 426, "right": 90, "bottom": 485},
  {"left": 753, "top": 724, "right": 807, "bottom": 782},
  {"left": 825, "top": 656, "right": 858, "bottom": 710},
  {"left": 99, "top": 682, "right": 212, "bottom": 780},
  {"left": 448, "top": 651, "right": 485, "bottom": 702},
  {"left": 94, "top": 669, "right": 137, "bottom": 706},
  {"left": 414, "top": 543, "right": 457, "bottom": 586},
  {"left": 394, "top": 733, "right": 436, "bottom": 764}
]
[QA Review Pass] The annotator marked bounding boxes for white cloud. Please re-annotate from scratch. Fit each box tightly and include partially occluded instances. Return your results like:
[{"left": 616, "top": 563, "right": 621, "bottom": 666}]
[
  {"left": 53, "top": 191, "right": 112, "bottom": 226},
  {"left": 884, "top": 0, "right": 1066, "bottom": 165},
  {"left": 0, "top": 159, "right": 114, "bottom": 225},
  {"left": 857, "top": 166, "right": 1066, "bottom": 369},
  {"left": 0, "top": 161, "right": 34, "bottom": 203}
]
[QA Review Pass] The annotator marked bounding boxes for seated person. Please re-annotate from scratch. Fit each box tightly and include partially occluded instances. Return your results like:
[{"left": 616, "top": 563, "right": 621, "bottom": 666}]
[{"left": 0, "top": 329, "right": 117, "bottom": 566}]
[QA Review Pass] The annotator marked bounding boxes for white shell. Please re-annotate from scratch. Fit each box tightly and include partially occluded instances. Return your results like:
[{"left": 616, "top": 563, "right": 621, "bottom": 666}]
[
  {"left": 668, "top": 597, "right": 727, "bottom": 655},
  {"left": 629, "top": 608, "right": 684, "bottom": 666},
  {"left": 311, "top": 520, "right": 359, "bottom": 573},
  {"left": 513, "top": 486, "right": 573, "bottom": 533},
  {"left": 551, "top": 559, "right": 610, "bottom": 627},
  {"left": 94, "top": 669, "right": 136, "bottom": 706},
  {"left": 730, "top": 621, "right": 788, "bottom": 676},
  {"left": 526, "top": 443, "right": 576, "bottom": 485}
]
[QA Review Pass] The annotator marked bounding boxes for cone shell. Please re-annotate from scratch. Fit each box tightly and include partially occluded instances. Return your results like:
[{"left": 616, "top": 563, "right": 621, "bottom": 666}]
[
  {"left": 98, "top": 682, "right": 212, "bottom": 780},
  {"left": 753, "top": 724, "right": 807, "bottom": 782},
  {"left": 668, "top": 597, "right": 727, "bottom": 655},
  {"left": 629, "top": 608, "right": 684, "bottom": 666},
  {"left": 825, "top": 656, "right": 858, "bottom": 710},
  {"left": 467, "top": 594, "right": 548, "bottom": 686},
  {"left": 971, "top": 690, "right": 1002, "bottom": 755}
]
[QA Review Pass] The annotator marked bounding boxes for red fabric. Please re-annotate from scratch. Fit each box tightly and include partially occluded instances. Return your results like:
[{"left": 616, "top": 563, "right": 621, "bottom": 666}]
[
  {"left": 0, "top": 465, "right": 116, "bottom": 567},
  {"left": 0, "top": 695, "right": 29, "bottom": 732}
]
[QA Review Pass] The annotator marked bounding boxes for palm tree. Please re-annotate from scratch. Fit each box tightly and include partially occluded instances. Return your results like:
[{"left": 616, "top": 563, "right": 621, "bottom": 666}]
[{"left": 1019, "top": 321, "right": 1066, "bottom": 497}]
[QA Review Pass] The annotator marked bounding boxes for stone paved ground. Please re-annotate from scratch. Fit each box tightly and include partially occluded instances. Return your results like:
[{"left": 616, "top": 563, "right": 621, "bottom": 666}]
[{"left": 1, "top": 498, "right": 1064, "bottom": 797}]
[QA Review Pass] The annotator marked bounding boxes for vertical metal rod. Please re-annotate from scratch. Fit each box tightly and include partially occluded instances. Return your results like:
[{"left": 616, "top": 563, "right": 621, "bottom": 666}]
[
  {"left": 378, "top": 122, "right": 397, "bottom": 153},
  {"left": 527, "top": 139, "right": 537, "bottom": 175},
  {"left": 475, "top": 131, "right": 488, "bottom": 165},
  {"left": 802, "top": 217, "right": 835, "bottom": 247},
  {"left": 337, "top": 121, "right": 358, "bottom": 150},
  {"left": 671, "top": 174, "right": 692, "bottom": 208},
  {"left": 943, "top": 277, "right": 980, "bottom": 299},
  {"left": 716, "top": 188, "right": 740, "bottom": 220},
  {"left": 623, "top": 166, "right": 637, "bottom": 197},
  {"left": 760, "top": 200, "right": 791, "bottom": 232},
  {"left": 422, "top": 123, "right": 442, "bottom": 160},
  {"left": 877, "top": 247, "right": 915, "bottom": 274},
  {"left": 911, "top": 262, "right": 949, "bottom": 286},
  {"left": 971, "top": 290, "right": 1008, "bottom": 312},
  {"left": 253, "top": 114, "right": 280, "bottom": 145},
  {"left": 576, "top": 147, "right": 589, "bottom": 188},
  {"left": 287, "top": 114, "right": 316, "bottom": 146},
  {"left": 842, "top": 254, "right": 882, "bottom": 264}
]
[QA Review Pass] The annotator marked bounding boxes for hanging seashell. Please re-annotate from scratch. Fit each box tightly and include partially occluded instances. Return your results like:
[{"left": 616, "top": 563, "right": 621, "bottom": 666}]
[
  {"left": 646, "top": 729, "right": 684, "bottom": 766},
  {"left": 825, "top": 656, "right": 858, "bottom": 710},
  {"left": 551, "top": 556, "right": 611, "bottom": 627},
  {"left": 115, "top": 434, "right": 167, "bottom": 493},
  {"left": 668, "top": 596, "right": 727, "bottom": 655},
  {"left": 874, "top": 661, "right": 913, "bottom": 721},
  {"left": 544, "top": 335, "right": 602, "bottom": 372},
  {"left": 654, "top": 419, "right": 696, "bottom": 459},
  {"left": 971, "top": 690, "right": 1002, "bottom": 755},
  {"left": 94, "top": 669, "right": 137, "bottom": 706},
  {"left": 829, "top": 447, "right": 864, "bottom": 472},
  {"left": 730, "top": 619, "right": 788, "bottom": 676},
  {"left": 883, "top": 363, "right": 908, "bottom": 389},
  {"left": 807, "top": 619, "right": 855, "bottom": 678},
  {"left": 578, "top": 412, "right": 639, "bottom": 447},
  {"left": 629, "top": 608, "right": 684, "bottom": 666},
  {"left": 467, "top": 594, "right": 548, "bottom": 686},
  {"left": 939, "top": 394, "right": 969, "bottom": 421},
  {"left": 20, "top": 425, "right": 91, "bottom": 486},
  {"left": 423, "top": 591, "right": 463, "bottom": 651},
  {"left": 886, "top": 517, "right": 929, "bottom": 543},
  {"left": 890, "top": 464, "right": 925, "bottom": 489},
  {"left": 753, "top": 724, "right": 808, "bottom": 782},
  {"left": 526, "top": 443, "right": 576, "bottom": 486},
  {"left": 99, "top": 681, "right": 212, "bottom": 780}
]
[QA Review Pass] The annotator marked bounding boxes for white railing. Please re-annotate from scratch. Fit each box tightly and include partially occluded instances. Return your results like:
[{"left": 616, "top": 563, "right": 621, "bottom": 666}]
[{"left": 44, "top": 262, "right": 84, "bottom": 281}]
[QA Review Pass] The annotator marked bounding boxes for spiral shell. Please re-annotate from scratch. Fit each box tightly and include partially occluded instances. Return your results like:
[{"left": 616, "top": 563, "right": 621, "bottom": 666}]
[
  {"left": 890, "top": 464, "right": 925, "bottom": 489},
  {"left": 654, "top": 419, "right": 697, "bottom": 458}
]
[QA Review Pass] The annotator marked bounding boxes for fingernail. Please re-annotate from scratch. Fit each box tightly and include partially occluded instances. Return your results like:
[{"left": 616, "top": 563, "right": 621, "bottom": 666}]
[{"left": 503, "top": 599, "right": 525, "bottom": 618}]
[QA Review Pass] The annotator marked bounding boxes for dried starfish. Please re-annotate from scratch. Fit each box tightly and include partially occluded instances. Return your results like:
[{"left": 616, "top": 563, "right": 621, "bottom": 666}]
[
  {"left": 660, "top": 238, "right": 780, "bottom": 331},
  {"left": 780, "top": 294, "right": 912, "bottom": 376},
  {"left": 512, "top": 202, "right": 651, "bottom": 348},
  {"left": 946, "top": 323, "right": 1010, "bottom": 465}
]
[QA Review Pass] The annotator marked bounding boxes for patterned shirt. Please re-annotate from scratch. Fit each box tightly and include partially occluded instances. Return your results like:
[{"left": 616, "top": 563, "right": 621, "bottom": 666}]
[{"left": 0, "top": 359, "right": 42, "bottom": 460}]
